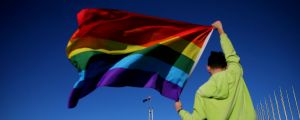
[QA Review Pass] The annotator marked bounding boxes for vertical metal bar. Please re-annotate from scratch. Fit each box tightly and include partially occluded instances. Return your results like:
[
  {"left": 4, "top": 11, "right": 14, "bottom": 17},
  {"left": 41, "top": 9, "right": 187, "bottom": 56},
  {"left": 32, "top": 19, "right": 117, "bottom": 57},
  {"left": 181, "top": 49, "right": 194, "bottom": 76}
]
[
  {"left": 274, "top": 91, "right": 282, "bottom": 120},
  {"left": 149, "top": 107, "right": 151, "bottom": 120},
  {"left": 286, "top": 89, "right": 294, "bottom": 120},
  {"left": 265, "top": 97, "right": 271, "bottom": 120},
  {"left": 148, "top": 107, "right": 154, "bottom": 120},
  {"left": 269, "top": 95, "right": 276, "bottom": 120},
  {"left": 259, "top": 104, "right": 264, "bottom": 120},
  {"left": 257, "top": 104, "right": 261, "bottom": 120},
  {"left": 261, "top": 101, "right": 266, "bottom": 120},
  {"left": 152, "top": 108, "right": 154, "bottom": 120},
  {"left": 292, "top": 85, "right": 300, "bottom": 120},
  {"left": 280, "top": 88, "right": 288, "bottom": 120},
  {"left": 146, "top": 98, "right": 153, "bottom": 120}
]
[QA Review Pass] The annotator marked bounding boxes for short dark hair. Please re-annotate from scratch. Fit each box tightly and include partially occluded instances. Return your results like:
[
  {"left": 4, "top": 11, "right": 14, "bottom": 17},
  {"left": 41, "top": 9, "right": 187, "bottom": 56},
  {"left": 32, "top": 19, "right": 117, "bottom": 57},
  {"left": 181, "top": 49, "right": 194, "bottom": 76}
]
[{"left": 208, "top": 51, "right": 227, "bottom": 68}]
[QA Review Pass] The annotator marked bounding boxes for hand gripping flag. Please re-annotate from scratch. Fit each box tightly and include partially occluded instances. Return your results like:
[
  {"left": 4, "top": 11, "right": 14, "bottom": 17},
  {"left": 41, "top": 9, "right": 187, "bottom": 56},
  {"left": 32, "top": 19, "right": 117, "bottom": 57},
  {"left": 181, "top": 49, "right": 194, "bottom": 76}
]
[{"left": 67, "top": 8, "right": 213, "bottom": 108}]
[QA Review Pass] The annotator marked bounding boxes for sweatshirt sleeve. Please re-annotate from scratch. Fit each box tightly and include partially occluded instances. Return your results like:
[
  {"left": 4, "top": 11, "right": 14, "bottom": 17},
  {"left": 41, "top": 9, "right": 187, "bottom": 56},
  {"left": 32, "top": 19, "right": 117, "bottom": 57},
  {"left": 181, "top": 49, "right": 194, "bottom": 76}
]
[
  {"left": 179, "top": 91, "right": 206, "bottom": 120},
  {"left": 220, "top": 33, "right": 243, "bottom": 74}
]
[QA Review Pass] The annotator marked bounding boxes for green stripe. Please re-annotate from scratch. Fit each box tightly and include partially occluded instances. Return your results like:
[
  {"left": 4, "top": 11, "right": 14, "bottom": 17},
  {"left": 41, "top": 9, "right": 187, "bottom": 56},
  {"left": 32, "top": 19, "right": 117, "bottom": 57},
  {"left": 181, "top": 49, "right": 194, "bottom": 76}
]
[
  {"left": 69, "top": 51, "right": 102, "bottom": 70},
  {"left": 136, "top": 44, "right": 195, "bottom": 73},
  {"left": 174, "top": 55, "right": 194, "bottom": 74},
  {"left": 70, "top": 43, "right": 195, "bottom": 73}
]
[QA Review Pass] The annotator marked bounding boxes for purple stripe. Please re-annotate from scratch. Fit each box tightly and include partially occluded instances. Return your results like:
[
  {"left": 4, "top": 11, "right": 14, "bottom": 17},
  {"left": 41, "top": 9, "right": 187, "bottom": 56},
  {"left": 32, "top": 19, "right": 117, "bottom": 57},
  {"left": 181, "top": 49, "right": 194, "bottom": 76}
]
[{"left": 97, "top": 68, "right": 182, "bottom": 101}]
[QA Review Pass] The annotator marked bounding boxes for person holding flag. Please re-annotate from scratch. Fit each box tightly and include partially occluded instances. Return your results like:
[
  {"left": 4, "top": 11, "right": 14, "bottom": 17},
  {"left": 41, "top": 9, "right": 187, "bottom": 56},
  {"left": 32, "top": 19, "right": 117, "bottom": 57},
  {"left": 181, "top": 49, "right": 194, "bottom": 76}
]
[{"left": 175, "top": 21, "right": 256, "bottom": 120}]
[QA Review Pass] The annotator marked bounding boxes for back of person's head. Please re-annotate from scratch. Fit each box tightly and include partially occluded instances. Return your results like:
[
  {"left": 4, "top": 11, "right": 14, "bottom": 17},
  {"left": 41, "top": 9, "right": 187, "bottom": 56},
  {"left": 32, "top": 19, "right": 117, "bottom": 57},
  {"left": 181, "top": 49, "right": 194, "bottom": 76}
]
[{"left": 208, "top": 51, "right": 227, "bottom": 69}]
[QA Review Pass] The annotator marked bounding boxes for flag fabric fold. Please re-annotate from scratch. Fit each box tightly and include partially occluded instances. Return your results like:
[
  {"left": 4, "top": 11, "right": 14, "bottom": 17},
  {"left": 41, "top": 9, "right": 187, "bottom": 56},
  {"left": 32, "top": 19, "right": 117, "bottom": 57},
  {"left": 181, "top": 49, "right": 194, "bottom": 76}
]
[{"left": 67, "top": 8, "right": 213, "bottom": 108}]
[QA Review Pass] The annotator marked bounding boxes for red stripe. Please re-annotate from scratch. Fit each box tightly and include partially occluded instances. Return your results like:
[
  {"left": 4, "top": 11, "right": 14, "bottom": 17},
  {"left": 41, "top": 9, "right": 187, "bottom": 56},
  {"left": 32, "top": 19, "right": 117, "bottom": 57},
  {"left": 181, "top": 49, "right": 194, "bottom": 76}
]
[{"left": 70, "top": 9, "right": 212, "bottom": 47}]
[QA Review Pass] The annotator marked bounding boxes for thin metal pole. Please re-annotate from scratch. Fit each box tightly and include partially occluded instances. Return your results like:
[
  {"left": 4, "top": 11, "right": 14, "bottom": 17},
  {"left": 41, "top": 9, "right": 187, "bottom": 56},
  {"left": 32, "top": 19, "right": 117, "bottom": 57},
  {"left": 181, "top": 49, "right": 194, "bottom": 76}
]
[
  {"left": 274, "top": 91, "right": 282, "bottom": 120},
  {"left": 259, "top": 104, "right": 264, "bottom": 120},
  {"left": 257, "top": 104, "right": 261, "bottom": 120},
  {"left": 286, "top": 89, "right": 294, "bottom": 120},
  {"left": 148, "top": 108, "right": 150, "bottom": 120},
  {"left": 151, "top": 108, "right": 154, "bottom": 120},
  {"left": 143, "top": 96, "right": 154, "bottom": 120},
  {"left": 269, "top": 95, "right": 276, "bottom": 120},
  {"left": 148, "top": 108, "right": 153, "bottom": 120},
  {"left": 265, "top": 97, "right": 271, "bottom": 120},
  {"left": 292, "top": 85, "right": 300, "bottom": 120},
  {"left": 261, "top": 101, "right": 266, "bottom": 120},
  {"left": 260, "top": 104, "right": 264, "bottom": 120},
  {"left": 280, "top": 88, "right": 288, "bottom": 120},
  {"left": 149, "top": 100, "right": 153, "bottom": 120}
]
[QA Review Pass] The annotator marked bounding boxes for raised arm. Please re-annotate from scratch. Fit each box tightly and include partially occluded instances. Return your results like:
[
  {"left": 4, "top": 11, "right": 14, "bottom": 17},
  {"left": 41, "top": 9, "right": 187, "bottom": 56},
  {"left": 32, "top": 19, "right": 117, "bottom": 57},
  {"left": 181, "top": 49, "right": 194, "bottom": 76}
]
[{"left": 212, "top": 21, "right": 242, "bottom": 73}]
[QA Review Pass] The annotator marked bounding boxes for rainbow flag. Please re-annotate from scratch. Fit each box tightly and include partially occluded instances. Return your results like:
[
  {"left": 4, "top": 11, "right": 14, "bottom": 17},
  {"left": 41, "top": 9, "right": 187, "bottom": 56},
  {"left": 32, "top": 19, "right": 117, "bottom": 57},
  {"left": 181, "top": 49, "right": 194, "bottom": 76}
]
[{"left": 67, "top": 8, "right": 213, "bottom": 108}]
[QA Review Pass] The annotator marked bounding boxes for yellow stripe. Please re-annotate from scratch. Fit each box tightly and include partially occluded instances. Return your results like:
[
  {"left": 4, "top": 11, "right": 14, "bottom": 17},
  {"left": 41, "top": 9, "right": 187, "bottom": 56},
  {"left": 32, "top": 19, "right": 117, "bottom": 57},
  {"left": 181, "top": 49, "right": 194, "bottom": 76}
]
[
  {"left": 160, "top": 37, "right": 201, "bottom": 61},
  {"left": 182, "top": 42, "right": 202, "bottom": 61},
  {"left": 67, "top": 37, "right": 201, "bottom": 61},
  {"left": 67, "top": 37, "right": 146, "bottom": 58},
  {"left": 68, "top": 45, "right": 145, "bottom": 59}
]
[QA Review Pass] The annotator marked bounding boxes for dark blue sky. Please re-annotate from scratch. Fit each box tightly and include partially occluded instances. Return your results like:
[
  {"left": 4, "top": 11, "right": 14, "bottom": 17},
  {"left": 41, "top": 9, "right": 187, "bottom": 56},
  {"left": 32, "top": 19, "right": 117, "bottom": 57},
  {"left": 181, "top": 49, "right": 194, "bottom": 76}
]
[{"left": 1, "top": 0, "right": 300, "bottom": 120}]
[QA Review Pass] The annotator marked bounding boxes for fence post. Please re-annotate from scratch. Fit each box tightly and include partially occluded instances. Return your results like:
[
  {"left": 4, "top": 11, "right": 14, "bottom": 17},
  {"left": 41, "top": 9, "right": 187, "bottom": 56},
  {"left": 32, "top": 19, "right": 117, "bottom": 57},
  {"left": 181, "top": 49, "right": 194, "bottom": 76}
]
[
  {"left": 265, "top": 97, "right": 271, "bottom": 120},
  {"left": 280, "top": 88, "right": 288, "bottom": 120},
  {"left": 292, "top": 85, "right": 300, "bottom": 120},
  {"left": 274, "top": 91, "right": 282, "bottom": 120},
  {"left": 285, "top": 89, "right": 294, "bottom": 120},
  {"left": 269, "top": 95, "right": 276, "bottom": 120}
]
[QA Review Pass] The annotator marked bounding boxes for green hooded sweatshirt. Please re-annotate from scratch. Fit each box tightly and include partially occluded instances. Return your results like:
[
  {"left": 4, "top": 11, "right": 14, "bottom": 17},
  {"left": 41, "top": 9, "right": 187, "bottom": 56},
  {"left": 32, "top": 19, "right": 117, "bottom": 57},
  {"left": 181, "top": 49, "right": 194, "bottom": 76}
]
[{"left": 179, "top": 33, "right": 256, "bottom": 120}]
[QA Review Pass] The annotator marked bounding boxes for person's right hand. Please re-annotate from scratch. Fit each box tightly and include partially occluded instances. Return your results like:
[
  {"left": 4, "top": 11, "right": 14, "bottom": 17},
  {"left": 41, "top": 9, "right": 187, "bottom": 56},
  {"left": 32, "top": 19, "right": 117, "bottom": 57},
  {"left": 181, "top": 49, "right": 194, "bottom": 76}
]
[
  {"left": 212, "top": 20, "right": 225, "bottom": 34},
  {"left": 212, "top": 20, "right": 222, "bottom": 28}
]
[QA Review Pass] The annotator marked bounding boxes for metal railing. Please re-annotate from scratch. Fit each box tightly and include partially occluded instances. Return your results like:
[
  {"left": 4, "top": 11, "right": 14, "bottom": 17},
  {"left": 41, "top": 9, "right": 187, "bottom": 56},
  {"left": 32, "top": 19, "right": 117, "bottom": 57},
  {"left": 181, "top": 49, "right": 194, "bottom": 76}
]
[{"left": 256, "top": 85, "right": 300, "bottom": 120}]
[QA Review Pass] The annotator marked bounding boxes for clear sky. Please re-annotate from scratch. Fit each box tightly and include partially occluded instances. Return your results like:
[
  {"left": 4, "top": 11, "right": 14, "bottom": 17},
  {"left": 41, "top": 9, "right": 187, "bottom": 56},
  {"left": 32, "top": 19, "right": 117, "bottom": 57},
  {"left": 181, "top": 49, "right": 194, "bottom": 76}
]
[{"left": 1, "top": 0, "right": 300, "bottom": 120}]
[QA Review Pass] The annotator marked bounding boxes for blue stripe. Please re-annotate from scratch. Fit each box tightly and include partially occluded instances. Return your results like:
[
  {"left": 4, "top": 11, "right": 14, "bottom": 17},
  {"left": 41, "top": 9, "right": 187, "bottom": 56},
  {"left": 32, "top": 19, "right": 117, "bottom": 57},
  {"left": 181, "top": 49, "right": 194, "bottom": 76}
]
[
  {"left": 166, "top": 66, "right": 189, "bottom": 87},
  {"left": 73, "top": 70, "right": 86, "bottom": 88},
  {"left": 110, "top": 54, "right": 189, "bottom": 87}
]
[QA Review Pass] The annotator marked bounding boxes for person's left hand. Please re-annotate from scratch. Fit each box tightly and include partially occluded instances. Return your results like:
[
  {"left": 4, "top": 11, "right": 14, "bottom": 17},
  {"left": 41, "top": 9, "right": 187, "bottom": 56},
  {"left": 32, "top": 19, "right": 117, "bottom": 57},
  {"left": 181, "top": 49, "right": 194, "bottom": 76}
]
[{"left": 175, "top": 101, "right": 182, "bottom": 112}]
